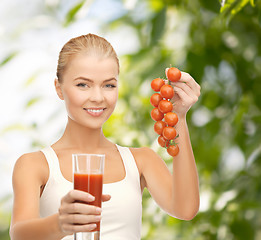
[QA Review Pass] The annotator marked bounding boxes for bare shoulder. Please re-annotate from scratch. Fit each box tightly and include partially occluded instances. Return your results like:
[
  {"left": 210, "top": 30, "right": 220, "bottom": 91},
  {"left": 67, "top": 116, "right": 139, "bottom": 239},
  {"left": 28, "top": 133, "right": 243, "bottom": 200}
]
[
  {"left": 13, "top": 150, "right": 48, "bottom": 186},
  {"left": 14, "top": 151, "right": 46, "bottom": 170},
  {"left": 130, "top": 147, "right": 160, "bottom": 160},
  {"left": 11, "top": 151, "right": 50, "bottom": 225},
  {"left": 129, "top": 146, "right": 163, "bottom": 170}
]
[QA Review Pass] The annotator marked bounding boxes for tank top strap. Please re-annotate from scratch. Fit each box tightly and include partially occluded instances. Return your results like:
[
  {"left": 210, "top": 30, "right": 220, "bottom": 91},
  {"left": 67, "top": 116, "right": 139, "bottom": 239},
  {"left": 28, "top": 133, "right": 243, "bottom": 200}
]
[
  {"left": 41, "top": 146, "right": 63, "bottom": 182},
  {"left": 115, "top": 144, "right": 140, "bottom": 186}
]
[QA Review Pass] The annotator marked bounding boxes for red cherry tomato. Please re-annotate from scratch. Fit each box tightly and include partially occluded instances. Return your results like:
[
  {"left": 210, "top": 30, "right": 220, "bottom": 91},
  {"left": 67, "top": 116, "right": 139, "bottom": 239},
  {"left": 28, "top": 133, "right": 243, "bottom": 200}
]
[
  {"left": 160, "top": 84, "right": 174, "bottom": 99},
  {"left": 158, "top": 135, "right": 170, "bottom": 148},
  {"left": 151, "top": 78, "right": 165, "bottom": 92},
  {"left": 158, "top": 100, "right": 173, "bottom": 114},
  {"left": 167, "top": 145, "right": 179, "bottom": 156},
  {"left": 162, "top": 126, "right": 177, "bottom": 140},
  {"left": 150, "top": 93, "right": 163, "bottom": 107},
  {"left": 167, "top": 67, "right": 181, "bottom": 82},
  {"left": 154, "top": 121, "right": 167, "bottom": 135},
  {"left": 151, "top": 108, "right": 164, "bottom": 121},
  {"left": 164, "top": 112, "right": 178, "bottom": 126}
]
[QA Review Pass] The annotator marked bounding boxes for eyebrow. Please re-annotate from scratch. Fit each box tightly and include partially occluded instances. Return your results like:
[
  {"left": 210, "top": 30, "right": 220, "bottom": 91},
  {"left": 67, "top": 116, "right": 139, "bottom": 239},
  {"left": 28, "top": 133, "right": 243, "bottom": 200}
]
[{"left": 74, "top": 77, "right": 117, "bottom": 82}]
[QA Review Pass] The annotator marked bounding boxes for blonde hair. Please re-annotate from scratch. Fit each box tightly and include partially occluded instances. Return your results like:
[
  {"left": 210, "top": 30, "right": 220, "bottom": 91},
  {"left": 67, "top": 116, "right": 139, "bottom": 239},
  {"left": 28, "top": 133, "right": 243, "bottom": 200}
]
[{"left": 56, "top": 33, "right": 119, "bottom": 82}]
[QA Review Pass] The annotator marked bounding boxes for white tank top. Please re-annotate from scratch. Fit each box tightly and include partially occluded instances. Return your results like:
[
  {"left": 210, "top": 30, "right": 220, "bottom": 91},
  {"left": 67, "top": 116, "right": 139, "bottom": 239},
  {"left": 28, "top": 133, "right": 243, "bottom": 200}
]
[{"left": 40, "top": 144, "right": 142, "bottom": 240}]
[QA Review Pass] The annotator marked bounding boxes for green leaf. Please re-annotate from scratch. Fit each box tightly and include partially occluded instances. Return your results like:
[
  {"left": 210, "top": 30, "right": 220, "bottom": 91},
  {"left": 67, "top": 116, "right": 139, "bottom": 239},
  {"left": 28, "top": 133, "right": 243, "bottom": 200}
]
[
  {"left": 26, "top": 97, "right": 41, "bottom": 108},
  {"left": 250, "top": 0, "right": 255, "bottom": 6},
  {"left": 149, "top": 0, "right": 165, "bottom": 11},
  {"left": 231, "top": 0, "right": 250, "bottom": 14},
  {"left": 24, "top": 74, "right": 37, "bottom": 87},
  {"left": 0, "top": 52, "right": 17, "bottom": 67},
  {"left": 1, "top": 124, "right": 26, "bottom": 134},
  {"left": 220, "top": 0, "right": 251, "bottom": 16},
  {"left": 64, "top": 1, "right": 85, "bottom": 27}
]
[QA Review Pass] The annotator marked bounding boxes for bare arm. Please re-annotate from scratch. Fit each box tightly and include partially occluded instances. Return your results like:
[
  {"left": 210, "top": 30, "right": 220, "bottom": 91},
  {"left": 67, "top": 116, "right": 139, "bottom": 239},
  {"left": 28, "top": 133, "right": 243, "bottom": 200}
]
[
  {"left": 10, "top": 214, "right": 65, "bottom": 240},
  {"left": 169, "top": 70, "right": 200, "bottom": 219},
  {"left": 10, "top": 152, "right": 66, "bottom": 240},
  {"left": 136, "top": 70, "right": 200, "bottom": 220},
  {"left": 10, "top": 152, "right": 109, "bottom": 240},
  {"left": 170, "top": 116, "right": 200, "bottom": 220}
]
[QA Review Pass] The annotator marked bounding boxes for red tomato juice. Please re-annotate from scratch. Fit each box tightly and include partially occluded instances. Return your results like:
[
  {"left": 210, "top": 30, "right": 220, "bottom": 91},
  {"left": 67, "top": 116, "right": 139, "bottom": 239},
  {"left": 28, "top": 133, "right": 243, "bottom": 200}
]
[{"left": 74, "top": 173, "right": 103, "bottom": 231}]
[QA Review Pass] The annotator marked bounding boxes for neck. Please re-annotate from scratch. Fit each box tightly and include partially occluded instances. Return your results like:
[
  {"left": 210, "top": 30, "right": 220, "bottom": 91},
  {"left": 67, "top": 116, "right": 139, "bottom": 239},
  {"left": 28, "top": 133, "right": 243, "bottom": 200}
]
[{"left": 58, "top": 117, "right": 109, "bottom": 151}]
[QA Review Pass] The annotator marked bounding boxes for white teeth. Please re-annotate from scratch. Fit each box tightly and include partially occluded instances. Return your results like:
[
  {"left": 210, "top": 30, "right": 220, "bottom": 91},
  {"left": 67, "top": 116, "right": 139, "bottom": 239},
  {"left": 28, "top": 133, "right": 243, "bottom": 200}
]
[{"left": 86, "top": 109, "right": 104, "bottom": 113}]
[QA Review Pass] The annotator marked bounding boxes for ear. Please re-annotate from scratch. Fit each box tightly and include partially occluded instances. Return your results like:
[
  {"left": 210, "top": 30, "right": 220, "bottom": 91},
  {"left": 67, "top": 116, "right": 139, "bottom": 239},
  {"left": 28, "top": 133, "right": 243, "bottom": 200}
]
[{"left": 54, "top": 78, "right": 64, "bottom": 100}]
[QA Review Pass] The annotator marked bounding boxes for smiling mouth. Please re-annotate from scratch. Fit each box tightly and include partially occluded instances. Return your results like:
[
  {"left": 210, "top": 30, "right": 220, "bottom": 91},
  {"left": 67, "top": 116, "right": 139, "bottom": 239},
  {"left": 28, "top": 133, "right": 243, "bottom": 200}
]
[
  {"left": 85, "top": 108, "right": 105, "bottom": 113},
  {"left": 83, "top": 108, "right": 106, "bottom": 116}
]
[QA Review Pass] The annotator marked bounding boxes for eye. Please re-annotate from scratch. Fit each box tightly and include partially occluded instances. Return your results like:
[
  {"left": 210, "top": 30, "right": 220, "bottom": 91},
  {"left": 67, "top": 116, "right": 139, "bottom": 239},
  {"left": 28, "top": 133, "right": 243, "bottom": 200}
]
[
  {"left": 76, "top": 83, "right": 88, "bottom": 88},
  {"left": 105, "top": 84, "right": 116, "bottom": 88}
]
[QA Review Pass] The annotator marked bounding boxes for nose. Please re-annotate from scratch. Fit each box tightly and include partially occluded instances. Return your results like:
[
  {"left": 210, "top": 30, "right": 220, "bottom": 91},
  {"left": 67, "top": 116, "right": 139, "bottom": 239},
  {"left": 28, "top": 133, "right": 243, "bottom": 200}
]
[{"left": 89, "top": 86, "right": 104, "bottom": 103}]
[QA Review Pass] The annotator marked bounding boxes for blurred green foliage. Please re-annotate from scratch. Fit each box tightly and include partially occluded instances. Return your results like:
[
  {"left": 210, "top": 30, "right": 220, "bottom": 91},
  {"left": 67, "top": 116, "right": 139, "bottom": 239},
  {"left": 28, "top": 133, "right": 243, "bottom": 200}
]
[{"left": 1, "top": 0, "right": 261, "bottom": 239}]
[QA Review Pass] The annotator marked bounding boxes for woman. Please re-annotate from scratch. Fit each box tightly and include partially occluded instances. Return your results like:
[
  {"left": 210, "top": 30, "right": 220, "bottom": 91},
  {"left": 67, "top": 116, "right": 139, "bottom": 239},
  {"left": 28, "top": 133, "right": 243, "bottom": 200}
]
[{"left": 10, "top": 33, "right": 200, "bottom": 240}]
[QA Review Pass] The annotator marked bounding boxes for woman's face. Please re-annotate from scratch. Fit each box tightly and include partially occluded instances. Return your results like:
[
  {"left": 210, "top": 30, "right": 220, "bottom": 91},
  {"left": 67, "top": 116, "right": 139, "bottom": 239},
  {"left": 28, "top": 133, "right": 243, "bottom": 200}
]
[{"left": 56, "top": 54, "right": 119, "bottom": 129}]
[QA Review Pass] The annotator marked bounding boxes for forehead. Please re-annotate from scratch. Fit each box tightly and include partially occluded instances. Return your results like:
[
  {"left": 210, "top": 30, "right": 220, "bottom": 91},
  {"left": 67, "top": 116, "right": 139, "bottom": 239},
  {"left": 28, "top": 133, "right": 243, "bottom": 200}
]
[{"left": 64, "top": 54, "right": 119, "bottom": 81}]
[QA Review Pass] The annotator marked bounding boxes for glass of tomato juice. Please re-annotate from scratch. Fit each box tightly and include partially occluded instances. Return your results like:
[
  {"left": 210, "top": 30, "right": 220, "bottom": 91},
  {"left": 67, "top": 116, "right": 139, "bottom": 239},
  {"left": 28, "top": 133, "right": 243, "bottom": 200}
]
[{"left": 72, "top": 153, "right": 105, "bottom": 240}]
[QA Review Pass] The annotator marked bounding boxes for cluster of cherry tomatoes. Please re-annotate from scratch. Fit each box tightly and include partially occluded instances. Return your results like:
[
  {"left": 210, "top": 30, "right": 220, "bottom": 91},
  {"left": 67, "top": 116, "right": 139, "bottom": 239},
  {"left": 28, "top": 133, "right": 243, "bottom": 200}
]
[{"left": 150, "top": 67, "right": 181, "bottom": 157}]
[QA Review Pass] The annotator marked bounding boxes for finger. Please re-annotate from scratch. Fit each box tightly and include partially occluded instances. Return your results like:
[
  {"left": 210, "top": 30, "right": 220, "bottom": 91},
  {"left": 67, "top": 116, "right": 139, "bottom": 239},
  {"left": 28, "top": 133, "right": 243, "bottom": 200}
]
[
  {"left": 102, "top": 194, "right": 111, "bottom": 202},
  {"left": 179, "top": 72, "right": 201, "bottom": 96},
  {"left": 65, "top": 213, "right": 101, "bottom": 225},
  {"left": 165, "top": 68, "right": 169, "bottom": 77},
  {"left": 61, "top": 202, "right": 102, "bottom": 215},
  {"left": 62, "top": 223, "right": 97, "bottom": 234},
  {"left": 174, "top": 85, "right": 198, "bottom": 106},
  {"left": 173, "top": 82, "right": 197, "bottom": 99},
  {"left": 62, "top": 190, "right": 95, "bottom": 204},
  {"left": 165, "top": 70, "right": 201, "bottom": 97}
]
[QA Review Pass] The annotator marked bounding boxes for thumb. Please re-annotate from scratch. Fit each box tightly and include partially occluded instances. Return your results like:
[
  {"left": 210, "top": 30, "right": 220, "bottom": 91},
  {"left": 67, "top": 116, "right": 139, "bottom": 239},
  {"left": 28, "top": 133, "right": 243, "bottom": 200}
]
[
  {"left": 102, "top": 194, "right": 111, "bottom": 202},
  {"left": 165, "top": 68, "right": 169, "bottom": 78}
]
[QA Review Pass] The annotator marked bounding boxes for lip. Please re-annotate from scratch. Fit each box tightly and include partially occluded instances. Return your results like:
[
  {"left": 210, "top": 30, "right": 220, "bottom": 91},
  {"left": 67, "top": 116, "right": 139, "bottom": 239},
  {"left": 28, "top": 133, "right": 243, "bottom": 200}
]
[{"left": 83, "top": 107, "right": 106, "bottom": 117}]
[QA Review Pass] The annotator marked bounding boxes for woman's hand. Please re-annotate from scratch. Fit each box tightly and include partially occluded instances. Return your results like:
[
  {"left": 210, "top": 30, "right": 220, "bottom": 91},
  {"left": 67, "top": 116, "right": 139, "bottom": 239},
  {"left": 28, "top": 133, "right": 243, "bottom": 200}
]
[
  {"left": 165, "top": 68, "right": 201, "bottom": 118},
  {"left": 58, "top": 190, "right": 111, "bottom": 235}
]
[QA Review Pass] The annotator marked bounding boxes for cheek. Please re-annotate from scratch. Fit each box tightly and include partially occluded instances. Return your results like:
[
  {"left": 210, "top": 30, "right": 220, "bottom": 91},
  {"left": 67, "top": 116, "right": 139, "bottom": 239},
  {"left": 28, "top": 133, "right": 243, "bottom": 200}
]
[
  {"left": 63, "top": 89, "right": 84, "bottom": 107},
  {"left": 107, "top": 90, "right": 118, "bottom": 106}
]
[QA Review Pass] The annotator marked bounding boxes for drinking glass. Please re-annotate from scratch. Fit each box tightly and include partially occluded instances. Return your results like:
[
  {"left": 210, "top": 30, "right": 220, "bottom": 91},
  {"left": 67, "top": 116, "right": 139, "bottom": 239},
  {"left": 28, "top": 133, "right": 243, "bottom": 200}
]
[{"left": 73, "top": 153, "right": 105, "bottom": 240}]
